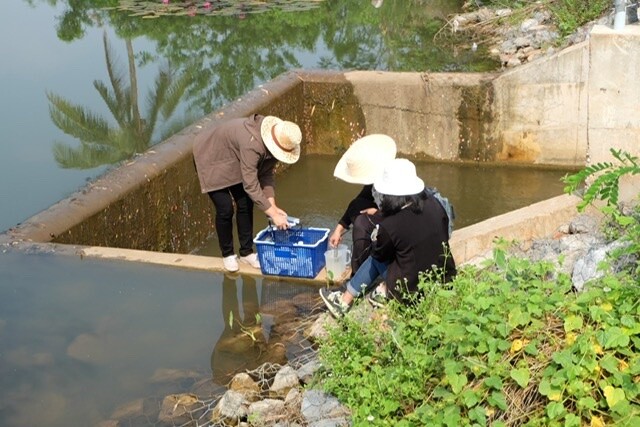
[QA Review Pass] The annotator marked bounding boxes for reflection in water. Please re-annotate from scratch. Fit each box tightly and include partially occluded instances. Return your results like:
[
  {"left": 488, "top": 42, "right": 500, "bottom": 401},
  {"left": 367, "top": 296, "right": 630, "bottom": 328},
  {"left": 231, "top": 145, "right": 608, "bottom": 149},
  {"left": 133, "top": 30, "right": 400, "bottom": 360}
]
[
  {"left": 114, "top": 0, "right": 328, "bottom": 17},
  {"left": 0, "top": 253, "right": 321, "bottom": 426},
  {"left": 48, "top": 1, "right": 497, "bottom": 118},
  {"left": 211, "top": 274, "right": 269, "bottom": 385},
  {"left": 210, "top": 274, "right": 320, "bottom": 385},
  {"left": 47, "top": 31, "right": 193, "bottom": 169}
]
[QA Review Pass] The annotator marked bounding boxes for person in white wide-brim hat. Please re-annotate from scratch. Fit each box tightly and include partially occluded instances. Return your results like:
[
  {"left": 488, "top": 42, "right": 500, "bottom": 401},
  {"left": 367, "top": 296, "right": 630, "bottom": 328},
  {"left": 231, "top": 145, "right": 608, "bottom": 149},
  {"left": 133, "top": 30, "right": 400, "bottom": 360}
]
[
  {"left": 193, "top": 114, "right": 302, "bottom": 272},
  {"left": 320, "top": 158, "right": 457, "bottom": 318},
  {"left": 329, "top": 134, "right": 397, "bottom": 280}
]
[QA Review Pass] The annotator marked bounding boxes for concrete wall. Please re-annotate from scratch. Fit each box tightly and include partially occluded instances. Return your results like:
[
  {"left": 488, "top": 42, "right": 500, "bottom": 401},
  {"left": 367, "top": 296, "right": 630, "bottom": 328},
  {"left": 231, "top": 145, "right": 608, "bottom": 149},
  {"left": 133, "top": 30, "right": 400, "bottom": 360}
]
[
  {"left": 343, "top": 71, "right": 498, "bottom": 161},
  {"left": 0, "top": 72, "right": 306, "bottom": 252},
  {"left": 486, "top": 43, "right": 590, "bottom": 166},
  {"left": 588, "top": 25, "right": 640, "bottom": 202}
]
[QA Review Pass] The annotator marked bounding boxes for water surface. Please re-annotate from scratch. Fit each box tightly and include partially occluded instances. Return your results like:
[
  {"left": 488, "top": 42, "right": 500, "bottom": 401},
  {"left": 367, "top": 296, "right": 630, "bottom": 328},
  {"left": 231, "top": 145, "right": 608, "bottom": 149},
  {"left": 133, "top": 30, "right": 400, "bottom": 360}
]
[
  {"left": 196, "top": 155, "right": 572, "bottom": 256},
  {"left": 0, "top": 251, "right": 318, "bottom": 425}
]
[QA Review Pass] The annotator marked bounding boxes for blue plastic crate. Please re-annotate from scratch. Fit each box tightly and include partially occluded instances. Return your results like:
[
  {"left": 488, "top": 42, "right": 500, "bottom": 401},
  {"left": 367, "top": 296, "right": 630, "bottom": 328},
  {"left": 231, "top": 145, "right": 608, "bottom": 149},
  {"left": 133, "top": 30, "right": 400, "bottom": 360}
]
[{"left": 254, "top": 227, "right": 330, "bottom": 279}]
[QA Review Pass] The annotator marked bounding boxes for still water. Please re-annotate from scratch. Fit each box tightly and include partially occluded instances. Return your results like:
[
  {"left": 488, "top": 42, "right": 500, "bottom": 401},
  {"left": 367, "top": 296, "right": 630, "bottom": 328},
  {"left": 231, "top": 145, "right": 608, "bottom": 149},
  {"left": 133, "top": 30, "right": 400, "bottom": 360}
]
[
  {"left": 0, "top": 251, "right": 318, "bottom": 425},
  {"left": 196, "top": 155, "right": 571, "bottom": 257},
  {"left": 0, "top": 1, "right": 552, "bottom": 425}
]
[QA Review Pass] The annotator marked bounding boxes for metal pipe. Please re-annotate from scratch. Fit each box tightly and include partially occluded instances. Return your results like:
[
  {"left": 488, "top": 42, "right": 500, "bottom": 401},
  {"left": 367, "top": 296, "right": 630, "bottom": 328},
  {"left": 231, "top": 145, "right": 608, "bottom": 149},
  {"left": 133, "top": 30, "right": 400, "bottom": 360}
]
[{"left": 614, "top": 0, "right": 627, "bottom": 30}]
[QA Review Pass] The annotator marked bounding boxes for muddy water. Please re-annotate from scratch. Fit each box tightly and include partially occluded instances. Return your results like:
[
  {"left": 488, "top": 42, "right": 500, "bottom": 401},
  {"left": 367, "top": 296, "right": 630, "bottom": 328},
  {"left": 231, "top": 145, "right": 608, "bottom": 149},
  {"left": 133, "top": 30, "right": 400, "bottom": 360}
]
[{"left": 196, "top": 154, "right": 573, "bottom": 256}]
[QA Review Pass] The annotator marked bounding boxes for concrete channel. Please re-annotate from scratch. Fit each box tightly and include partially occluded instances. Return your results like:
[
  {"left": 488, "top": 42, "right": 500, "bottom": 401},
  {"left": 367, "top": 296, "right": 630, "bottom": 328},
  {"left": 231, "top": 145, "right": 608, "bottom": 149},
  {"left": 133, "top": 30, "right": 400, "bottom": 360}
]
[{"left": 1, "top": 24, "right": 639, "bottom": 284}]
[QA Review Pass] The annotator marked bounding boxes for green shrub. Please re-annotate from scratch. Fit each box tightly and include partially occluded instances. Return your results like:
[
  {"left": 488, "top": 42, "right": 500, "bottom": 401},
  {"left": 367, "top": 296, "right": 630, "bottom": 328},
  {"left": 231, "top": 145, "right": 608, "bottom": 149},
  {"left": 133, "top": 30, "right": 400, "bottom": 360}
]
[
  {"left": 317, "top": 248, "right": 640, "bottom": 426},
  {"left": 479, "top": 0, "right": 611, "bottom": 38},
  {"left": 549, "top": 0, "right": 611, "bottom": 37},
  {"left": 563, "top": 148, "right": 640, "bottom": 281}
]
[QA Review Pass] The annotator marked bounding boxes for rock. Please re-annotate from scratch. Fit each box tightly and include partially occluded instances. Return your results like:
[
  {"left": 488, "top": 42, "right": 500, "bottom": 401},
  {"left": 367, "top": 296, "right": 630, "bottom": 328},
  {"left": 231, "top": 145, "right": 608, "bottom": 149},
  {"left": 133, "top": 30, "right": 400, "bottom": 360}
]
[
  {"left": 229, "top": 372, "right": 261, "bottom": 400},
  {"left": 211, "top": 389, "right": 250, "bottom": 425},
  {"left": 285, "top": 387, "right": 302, "bottom": 405},
  {"left": 296, "top": 359, "right": 322, "bottom": 384},
  {"left": 520, "top": 18, "right": 540, "bottom": 32},
  {"left": 572, "top": 240, "right": 634, "bottom": 292},
  {"left": 301, "top": 389, "right": 351, "bottom": 425},
  {"left": 247, "top": 398, "right": 286, "bottom": 424},
  {"left": 270, "top": 366, "right": 300, "bottom": 397},
  {"left": 158, "top": 393, "right": 202, "bottom": 425}
]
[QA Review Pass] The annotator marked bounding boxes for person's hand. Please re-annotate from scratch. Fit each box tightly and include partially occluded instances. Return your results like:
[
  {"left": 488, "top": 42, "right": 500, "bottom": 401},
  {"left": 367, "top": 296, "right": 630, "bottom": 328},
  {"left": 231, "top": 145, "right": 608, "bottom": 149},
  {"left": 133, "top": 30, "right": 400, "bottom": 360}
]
[
  {"left": 329, "top": 228, "right": 343, "bottom": 248},
  {"left": 360, "top": 207, "right": 378, "bottom": 216},
  {"left": 266, "top": 202, "right": 289, "bottom": 230},
  {"left": 271, "top": 214, "right": 289, "bottom": 229}
]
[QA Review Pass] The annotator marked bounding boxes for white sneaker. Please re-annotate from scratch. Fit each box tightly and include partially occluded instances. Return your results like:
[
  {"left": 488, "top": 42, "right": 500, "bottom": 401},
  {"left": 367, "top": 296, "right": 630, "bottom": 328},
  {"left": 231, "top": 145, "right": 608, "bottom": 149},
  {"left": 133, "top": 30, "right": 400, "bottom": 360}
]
[
  {"left": 239, "top": 253, "right": 261, "bottom": 269},
  {"left": 223, "top": 255, "right": 239, "bottom": 272}
]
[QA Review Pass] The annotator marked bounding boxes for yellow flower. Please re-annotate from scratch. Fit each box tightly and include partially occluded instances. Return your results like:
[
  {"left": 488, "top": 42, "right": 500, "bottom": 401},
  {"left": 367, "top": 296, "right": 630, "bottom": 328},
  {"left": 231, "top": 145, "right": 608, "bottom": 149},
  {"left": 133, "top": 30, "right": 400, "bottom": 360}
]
[
  {"left": 591, "top": 415, "right": 605, "bottom": 427},
  {"left": 619, "top": 359, "right": 629, "bottom": 372},
  {"left": 601, "top": 303, "right": 613, "bottom": 312},
  {"left": 510, "top": 339, "right": 524, "bottom": 354},
  {"left": 549, "top": 391, "right": 562, "bottom": 402},
  {"left": 565, "top": 332, "right": 576, "bottom": 345},
  {"left": 592, "top": 343, "right": 604, "bottom": 355}
]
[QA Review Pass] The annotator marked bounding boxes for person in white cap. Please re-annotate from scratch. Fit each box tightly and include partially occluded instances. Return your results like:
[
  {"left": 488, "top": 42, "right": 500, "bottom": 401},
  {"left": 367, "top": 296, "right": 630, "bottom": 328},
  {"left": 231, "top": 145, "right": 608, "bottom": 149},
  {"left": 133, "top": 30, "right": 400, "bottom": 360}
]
[
  {"left": 193, "top": 114, "right": 302, "bottom": 272},
  {"left": 320, "top": 158, "right": 457, "bottom": 318},
  {"left": 330, "top": 134, "right": 397, "bottom": 277}
]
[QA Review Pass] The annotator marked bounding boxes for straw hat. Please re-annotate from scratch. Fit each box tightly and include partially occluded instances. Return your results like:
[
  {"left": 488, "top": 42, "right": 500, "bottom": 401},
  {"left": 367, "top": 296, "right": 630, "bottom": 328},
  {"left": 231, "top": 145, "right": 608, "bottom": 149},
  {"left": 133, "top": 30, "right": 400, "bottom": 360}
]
[
  {"left": 373, "top": 158, "right": 425, "bottom": 196},
  {"left": 261, "top": 116, "right": 302, "bottom": 164},
  {"left": 333, "top": 134, "right": 397, "bottom": 185}
]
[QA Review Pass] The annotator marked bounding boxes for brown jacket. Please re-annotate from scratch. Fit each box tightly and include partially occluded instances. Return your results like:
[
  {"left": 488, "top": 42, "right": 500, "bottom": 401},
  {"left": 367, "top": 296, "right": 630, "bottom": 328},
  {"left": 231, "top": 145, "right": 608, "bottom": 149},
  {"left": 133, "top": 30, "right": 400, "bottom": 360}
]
[{"left": 193, "top": 115, "right": 277, "bottom": 211}]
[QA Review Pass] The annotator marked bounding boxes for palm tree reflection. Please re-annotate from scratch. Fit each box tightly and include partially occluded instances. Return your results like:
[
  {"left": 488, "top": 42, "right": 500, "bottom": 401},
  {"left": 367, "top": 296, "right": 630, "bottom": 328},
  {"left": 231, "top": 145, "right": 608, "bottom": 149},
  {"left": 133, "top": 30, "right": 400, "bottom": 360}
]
[{"left": 46, "top": 31, "right": 193, "bottom": 169}]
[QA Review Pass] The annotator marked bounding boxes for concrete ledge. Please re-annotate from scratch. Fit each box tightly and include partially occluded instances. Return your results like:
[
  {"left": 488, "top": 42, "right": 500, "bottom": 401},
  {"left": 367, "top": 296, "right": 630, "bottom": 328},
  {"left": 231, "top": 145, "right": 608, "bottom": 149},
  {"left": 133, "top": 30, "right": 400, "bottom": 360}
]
[
  {"left": 450, "top": 193, "right": 583, "bottom": 264},
  {"left": 78, "top": 246, "right": 331, "bottom": 284},
  {"left": 2, "top": 193, "right": 585, "bottom": 287}
]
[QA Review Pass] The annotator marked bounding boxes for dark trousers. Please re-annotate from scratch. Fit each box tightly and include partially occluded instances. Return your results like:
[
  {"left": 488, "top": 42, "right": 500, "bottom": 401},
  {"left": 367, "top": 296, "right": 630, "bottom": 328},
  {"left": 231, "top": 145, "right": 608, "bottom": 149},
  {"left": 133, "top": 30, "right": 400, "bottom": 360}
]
[
  {"left": 208, "top": 183, "right": 254, "bottom": 257},
  {"left": 350, "top": 212, "right": 384, "bottom": 275}
]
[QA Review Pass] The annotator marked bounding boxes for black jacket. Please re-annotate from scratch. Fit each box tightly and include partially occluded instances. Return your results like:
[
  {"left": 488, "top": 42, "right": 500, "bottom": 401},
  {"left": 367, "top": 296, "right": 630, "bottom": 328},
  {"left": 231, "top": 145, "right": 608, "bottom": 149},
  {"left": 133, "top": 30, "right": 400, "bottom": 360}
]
[
  {"left": 338, "top": 185, "right": 377, "bottom": 229},
  {"left": 372, "top": 194, "right": 456, "bottom": 298}
]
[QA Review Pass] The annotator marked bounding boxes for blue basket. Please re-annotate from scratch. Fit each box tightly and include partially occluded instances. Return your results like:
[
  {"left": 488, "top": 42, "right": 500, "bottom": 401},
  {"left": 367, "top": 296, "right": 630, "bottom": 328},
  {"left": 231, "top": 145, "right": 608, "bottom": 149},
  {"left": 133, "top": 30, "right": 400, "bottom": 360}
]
[{"left": 254, "top": 227, "right": 330, "bottom": 279}]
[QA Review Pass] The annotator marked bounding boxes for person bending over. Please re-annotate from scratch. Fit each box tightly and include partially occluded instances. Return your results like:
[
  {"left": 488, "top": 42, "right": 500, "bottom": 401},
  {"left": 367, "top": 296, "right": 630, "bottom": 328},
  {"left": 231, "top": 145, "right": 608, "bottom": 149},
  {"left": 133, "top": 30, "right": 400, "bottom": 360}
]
[{"left": 193, "top": 114, "right": 302, "bottom": 272}]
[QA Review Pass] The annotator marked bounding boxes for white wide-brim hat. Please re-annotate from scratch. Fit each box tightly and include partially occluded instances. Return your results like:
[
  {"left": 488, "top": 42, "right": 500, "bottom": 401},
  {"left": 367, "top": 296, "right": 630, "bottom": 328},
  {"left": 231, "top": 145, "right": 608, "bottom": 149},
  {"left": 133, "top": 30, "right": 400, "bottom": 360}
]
[
  {"left": 261, "top": 116, "right": 302, "bottom": 164},
  {"left": 374, "top": 158, "right": 425, "bottom": 196},
  {"left": 333, "top": 134, "right": 397, "bottom": 185}
]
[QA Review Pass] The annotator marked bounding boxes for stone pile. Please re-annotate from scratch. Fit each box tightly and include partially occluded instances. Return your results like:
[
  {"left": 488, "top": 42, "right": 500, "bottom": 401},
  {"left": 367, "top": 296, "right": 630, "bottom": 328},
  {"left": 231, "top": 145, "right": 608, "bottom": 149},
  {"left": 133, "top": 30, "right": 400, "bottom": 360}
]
[{"left": 451, "top": 6, "right": 610, "bottom": 68}]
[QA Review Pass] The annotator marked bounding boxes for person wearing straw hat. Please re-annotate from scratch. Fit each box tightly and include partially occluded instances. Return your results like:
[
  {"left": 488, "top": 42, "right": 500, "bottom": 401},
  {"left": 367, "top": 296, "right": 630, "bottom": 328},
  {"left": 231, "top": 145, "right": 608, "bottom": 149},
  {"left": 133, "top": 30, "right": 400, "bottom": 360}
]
[
  {"left": 193, "top": 114, "right": 302, "bottom": 272},
  {"left": 330, "top": 134, "right": 397, "bottom": 277},
  {"left": 320, "top": 158, "right": 457, "bottom": 318}
]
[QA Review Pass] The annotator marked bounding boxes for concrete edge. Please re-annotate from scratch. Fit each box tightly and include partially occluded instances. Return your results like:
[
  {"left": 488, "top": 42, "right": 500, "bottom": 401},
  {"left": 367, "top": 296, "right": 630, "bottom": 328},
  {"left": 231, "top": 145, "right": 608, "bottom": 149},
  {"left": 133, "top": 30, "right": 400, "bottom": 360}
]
[
  {"left": 3, "top": 193, "right": 588, "bottom": 285},
  {"left": 449, "top": 193, "right": 584, "bottom": 264},
  {"left": 0, "top": 71, "right": 305, "bottom": 246}
]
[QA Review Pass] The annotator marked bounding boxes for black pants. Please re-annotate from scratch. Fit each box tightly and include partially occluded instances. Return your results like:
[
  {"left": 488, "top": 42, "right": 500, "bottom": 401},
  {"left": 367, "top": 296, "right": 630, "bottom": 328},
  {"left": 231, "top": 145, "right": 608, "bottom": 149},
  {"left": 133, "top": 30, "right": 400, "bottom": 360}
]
[{"left": 208, "top": 183, "right": 254, "bottom": 258}]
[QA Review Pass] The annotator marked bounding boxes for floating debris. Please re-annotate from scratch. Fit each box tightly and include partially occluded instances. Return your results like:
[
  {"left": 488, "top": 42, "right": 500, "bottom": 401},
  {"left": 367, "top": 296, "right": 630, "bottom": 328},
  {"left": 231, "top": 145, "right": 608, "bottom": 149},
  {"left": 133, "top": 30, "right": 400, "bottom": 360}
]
[{"left": 108, "top": 0, "right": 327, "bottom": 18}]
